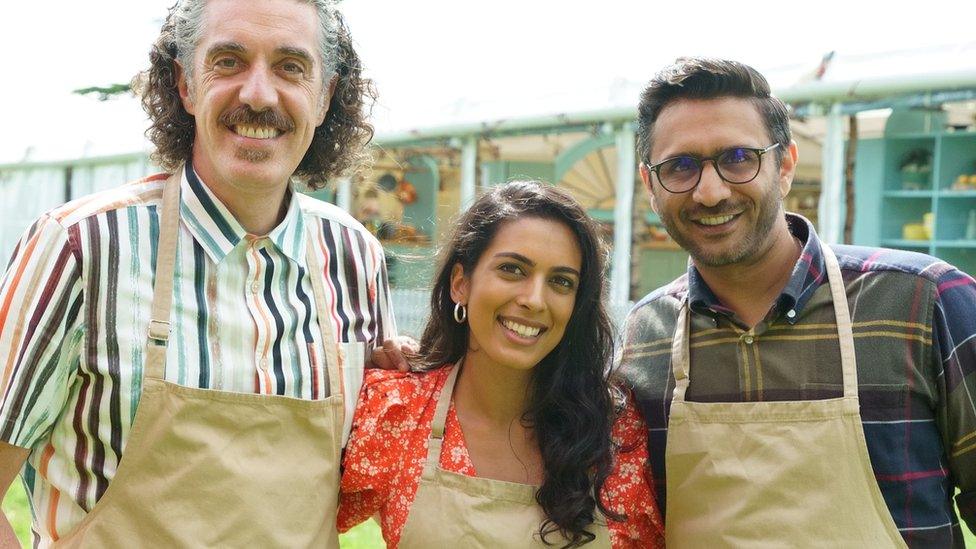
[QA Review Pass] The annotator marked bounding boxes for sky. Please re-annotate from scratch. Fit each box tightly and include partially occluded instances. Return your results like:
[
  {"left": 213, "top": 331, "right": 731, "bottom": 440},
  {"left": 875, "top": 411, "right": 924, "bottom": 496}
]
[{"left": 1, "top": 0, "right": 973, "bottom": 163}]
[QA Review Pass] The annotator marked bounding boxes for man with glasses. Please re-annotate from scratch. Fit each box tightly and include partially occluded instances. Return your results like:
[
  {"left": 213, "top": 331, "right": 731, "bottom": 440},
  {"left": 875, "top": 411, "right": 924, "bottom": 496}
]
[{"left": 618, "top": 57, "right": 975, "bottom": 546}]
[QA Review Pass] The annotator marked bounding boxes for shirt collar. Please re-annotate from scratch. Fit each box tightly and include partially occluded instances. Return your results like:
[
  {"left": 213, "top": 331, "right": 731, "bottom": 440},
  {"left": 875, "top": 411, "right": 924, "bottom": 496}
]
[
  {"left": 686, "top": 213, "right": 825, "bottom": 325},
  {"left": 784, "top": 213, "right": 827, "bottom": 323},
  {"left": 268, "top": 192, "right": 307, "bottom": 264},
  {"left": 179, "top": 163, "right": 306, "bottom": 264}
]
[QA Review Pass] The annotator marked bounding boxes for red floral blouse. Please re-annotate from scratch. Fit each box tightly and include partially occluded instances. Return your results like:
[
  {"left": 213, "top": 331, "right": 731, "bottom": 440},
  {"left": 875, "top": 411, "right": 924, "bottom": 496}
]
[{"left": 338, "top": 365, "right": 665, "bottom": 548}]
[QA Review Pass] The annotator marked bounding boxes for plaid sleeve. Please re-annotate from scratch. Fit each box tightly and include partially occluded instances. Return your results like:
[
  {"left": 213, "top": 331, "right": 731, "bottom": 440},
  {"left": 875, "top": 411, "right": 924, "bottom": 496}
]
[
  {"left": 930, "top": 265, "right": 976, "bottom": 534},
  {"left": 0, "top": 214, "right": 84, "bottom": 450}
]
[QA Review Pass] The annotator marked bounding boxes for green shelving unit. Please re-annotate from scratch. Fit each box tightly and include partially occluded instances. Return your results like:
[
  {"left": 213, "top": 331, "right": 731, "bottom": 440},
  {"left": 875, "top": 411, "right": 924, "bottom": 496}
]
[{"left": 854, "top": 130, "right": 976, "bottom": 275}]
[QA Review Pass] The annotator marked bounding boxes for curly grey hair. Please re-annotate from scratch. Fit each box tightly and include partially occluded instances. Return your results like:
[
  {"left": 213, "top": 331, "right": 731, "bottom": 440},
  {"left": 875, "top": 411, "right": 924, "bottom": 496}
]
[
  {"left": 172, "top": 0, "right": 342, "bottom": 87},
  {"left": 140, "top": 0, "right": 377, "bottom": 188}
]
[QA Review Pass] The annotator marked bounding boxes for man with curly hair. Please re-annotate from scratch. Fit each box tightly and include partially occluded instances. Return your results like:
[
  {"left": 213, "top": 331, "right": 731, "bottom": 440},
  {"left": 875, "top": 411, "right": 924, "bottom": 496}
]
[{"left": 0, "top": 0, "right": 397, "bottom": 546}]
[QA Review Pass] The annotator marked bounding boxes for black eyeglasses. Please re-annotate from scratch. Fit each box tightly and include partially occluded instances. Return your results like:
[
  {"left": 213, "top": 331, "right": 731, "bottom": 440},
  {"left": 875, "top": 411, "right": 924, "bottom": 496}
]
[{"left": 643, "top": 143, "right": 781, "bottom": 194}]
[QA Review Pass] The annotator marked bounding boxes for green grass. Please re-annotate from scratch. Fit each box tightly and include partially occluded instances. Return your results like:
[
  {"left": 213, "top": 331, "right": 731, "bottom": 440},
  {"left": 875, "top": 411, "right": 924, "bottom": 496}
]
[
  {"left": 339, "top": 518, "right": 384, "bottom": 548},
  {"left": 1, "top": 482, "right": 972, "bottom": 547},
  {"left": 1, "top": 481, "right": 30, "bottom": 544}
]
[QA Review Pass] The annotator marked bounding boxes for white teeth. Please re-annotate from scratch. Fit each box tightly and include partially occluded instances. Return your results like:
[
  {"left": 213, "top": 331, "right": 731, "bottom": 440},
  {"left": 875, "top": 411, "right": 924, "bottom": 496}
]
[
  {"left": 698, "top": 214, "right": 735, "bottom": 226},
  {"left": 234, "top": 125, "right": 281, "bottom": 139},
  {"left": 501, "top": 319, "right": 541, "bottom": 338}
]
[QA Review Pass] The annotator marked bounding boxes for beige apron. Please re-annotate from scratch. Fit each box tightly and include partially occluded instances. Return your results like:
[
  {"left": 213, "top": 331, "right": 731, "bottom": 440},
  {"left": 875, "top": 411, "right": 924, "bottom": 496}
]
[
  {"left": 398, "top": 363, "right": 613, "bottom": 548},
  {"left": 54, "top": 172, "right": 345, "bottom": 548},
  {"left": 664, "top": 245, "right": 906, "bottom": 547}
]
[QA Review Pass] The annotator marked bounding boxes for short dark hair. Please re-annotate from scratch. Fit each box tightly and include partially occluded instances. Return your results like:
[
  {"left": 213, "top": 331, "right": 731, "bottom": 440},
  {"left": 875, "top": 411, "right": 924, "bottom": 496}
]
[
  {"left": 417, "top": 181, "right": 622, "bottom": 547},
  {"left": 636, "top": 57, "right": 791, "bottom": 165}
]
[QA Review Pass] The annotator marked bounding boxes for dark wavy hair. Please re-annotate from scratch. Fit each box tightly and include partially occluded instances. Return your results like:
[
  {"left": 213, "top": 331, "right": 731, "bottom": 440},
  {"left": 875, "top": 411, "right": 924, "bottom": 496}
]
[
  {"left": 417, "top": 181, "right": 622, "bottom": 547},
  {"left": 137, "top": 0, "right": 377, "bottom": 189},
  {"left": 636, "top": 57, "right": 791, "bottom": 166}
]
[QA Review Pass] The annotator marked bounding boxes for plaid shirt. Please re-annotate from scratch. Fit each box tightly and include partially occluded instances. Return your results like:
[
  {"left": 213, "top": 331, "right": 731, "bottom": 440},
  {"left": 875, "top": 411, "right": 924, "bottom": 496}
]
[{"left": 619, "top": 214, "right": 976, "bottom": 548}]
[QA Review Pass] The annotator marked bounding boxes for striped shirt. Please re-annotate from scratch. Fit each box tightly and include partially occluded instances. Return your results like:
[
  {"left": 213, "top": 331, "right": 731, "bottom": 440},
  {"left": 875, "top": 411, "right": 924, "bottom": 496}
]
[
  {"left": 0, "top": 164, "right": 396, "bottom": 544},
  {"left": 618, "top": 214, "right": 976, "bottom": 547}
]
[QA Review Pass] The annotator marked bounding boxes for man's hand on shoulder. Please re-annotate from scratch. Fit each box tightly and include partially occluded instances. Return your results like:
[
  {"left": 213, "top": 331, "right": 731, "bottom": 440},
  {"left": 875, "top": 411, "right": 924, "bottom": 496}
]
[{"left": 368, "top": 336, "right": 419, "bottom": 372}]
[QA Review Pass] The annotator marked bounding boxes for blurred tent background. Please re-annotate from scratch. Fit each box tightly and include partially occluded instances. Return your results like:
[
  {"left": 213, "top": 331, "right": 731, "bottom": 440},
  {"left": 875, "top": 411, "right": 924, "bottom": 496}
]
[
  {"left": 1, "top": 2, "right": 976, "bottom": 333},
  {"left": 1, "top": 3, "right": 976, "bottom": 547}
]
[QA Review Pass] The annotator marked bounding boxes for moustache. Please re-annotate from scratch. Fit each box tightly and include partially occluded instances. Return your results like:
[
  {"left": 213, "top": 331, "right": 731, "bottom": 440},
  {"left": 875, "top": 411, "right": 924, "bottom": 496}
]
[{"left": 218, "top": 106, "right": 295, "bottom": 132}]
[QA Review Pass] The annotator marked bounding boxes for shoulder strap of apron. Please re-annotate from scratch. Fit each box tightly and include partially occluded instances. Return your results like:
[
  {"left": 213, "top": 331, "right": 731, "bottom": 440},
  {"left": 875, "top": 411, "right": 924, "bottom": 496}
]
[
  {"left": 423, "top": 362, "right": 461, "bottom": 477},
  {"left": 145, "top": 170, "right": 183, "bottom": 381},
  {"left": 821, "top": 245, "right": 858, "bottom": 398},
  {"left": 670, "top": 299, "right": 691, "bottom": 403},
  {"left": 143, "top": 170, "right": 343, "bottom": 399},
  {"left": 305, "top": 227, "right": 342, "bottom": 398},
  {"left": 670, "top": 243, "right": 856, "bottom": 401}
]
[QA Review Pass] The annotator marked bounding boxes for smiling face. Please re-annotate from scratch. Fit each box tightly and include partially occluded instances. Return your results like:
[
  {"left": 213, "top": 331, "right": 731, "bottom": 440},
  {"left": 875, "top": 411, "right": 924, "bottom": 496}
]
[
  {"left": 177, "top": 0, "right": 333, "bottom": 194},
  {"left": 450, "top": 217, "right": 582, "bottom": 373},
  {"left": 639, "top": 97, "right": 798, "bottom": 268}
]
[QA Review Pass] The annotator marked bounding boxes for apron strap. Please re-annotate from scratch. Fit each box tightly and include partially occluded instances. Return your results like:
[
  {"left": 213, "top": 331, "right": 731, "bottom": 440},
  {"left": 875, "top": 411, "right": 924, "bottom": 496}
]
[
  {"left": 669, "top": 243, "right": 857, "bottom": 402},
  {"left": 145, "top": 169, "right": 183, "bottom": 381},
  {"left": 423, "top": 362, "right": 461, "bottom": 476},
  {"left": 143, "top": 168, "right": 344, "bottom": 400},
  {"left": 305, "top": 226, "right": 342, "bottom": 398},
  {"left": 670, "top": 299, "right": 692, "bottom": 403},
  {"left": 820, "top": 245, "right": 858, "bottom": 398}
]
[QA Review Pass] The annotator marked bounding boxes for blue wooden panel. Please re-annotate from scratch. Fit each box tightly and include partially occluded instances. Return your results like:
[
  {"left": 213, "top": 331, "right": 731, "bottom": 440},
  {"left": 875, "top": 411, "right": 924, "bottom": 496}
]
[
  {"left": 853, "top": 138, "right": 885, "bottom": 246},
  {"left": 636, "top": 247, "right": 688, "bottom": 297},
  {"left": 506, "top": 162, "right": 554, "bottom": 184},
  {"left": 481, "top": 161, "right": 508, "bottom": 187},
  {"left": 884, "top": 137, "right": 936, "bottom": 191},
  {"left": 934, "top": 247, "right": 976, "bottom": 276},
  {"left": 482, "top": 161, "right": 554, "bottom": 186},
  {"left": 857, "top": 128, "right": 976, "bottom": 274},
  {"left": 554, "top": 133, "right": 616, "bottom": 182},
  {"left": 402, "top": 155, "right": 439, "bottom": 238},
  {"left": 937, "top": 132, "right": 976, "bottom": 190}
]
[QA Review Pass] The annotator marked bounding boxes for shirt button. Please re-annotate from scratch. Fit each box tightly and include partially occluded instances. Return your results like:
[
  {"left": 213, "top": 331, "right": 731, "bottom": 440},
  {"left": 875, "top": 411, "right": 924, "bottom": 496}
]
[
  {"left": 786, "top": 309, "right": 796, "bottom": 319},
  {"left": 743, "top": 335, "right": 755, "bottom": 345},
  {"left": 250, "top": 281, "right": 260, "bottom": 294},
  {"left": 259, "top": 358, "right": 269, "bottom": 369}
]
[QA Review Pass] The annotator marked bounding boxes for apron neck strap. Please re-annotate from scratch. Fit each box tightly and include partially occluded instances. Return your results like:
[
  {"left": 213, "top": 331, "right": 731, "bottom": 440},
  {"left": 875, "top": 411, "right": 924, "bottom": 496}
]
[
  {"left": 432, "top": 362, "right": 461, "bottom": 438},
  {"left": 305, "top": 228, "right": 342, "bottom": 398},
  {"left": 143, "top": 169, "right": 344, "bottom": 399},
  {"left": 669, "top": 243, "right": 858, "bottom": 401},
  {"left": 145, "top": 170, "right": 183, "bottom": 381},
  {"left": 670, "top": 300, "right": 692, "bottom": 403},
  {"left": 820, "top": 245, "right": 858, "bottom": 397},
  {"left": 423, "top": 361, "right": 461, "bottom": 474}
]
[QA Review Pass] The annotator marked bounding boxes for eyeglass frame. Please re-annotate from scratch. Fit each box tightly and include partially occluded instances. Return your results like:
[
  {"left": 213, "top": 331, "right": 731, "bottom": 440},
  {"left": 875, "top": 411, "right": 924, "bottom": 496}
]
[{"left": 642, "top": 142, "right": 782, "bottom": 194}]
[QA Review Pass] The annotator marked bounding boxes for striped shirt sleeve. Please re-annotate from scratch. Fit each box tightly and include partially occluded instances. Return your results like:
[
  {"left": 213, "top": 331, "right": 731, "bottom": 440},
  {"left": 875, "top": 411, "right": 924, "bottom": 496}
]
[
  {"left": 0, "top": 214, "right": 85, "bottom": 450},
  {"left": 371, "top": 240, "right": 397, "bottom": 343},
  {"left": 932, "top": 265, "right": 976, "bottom": 532}
]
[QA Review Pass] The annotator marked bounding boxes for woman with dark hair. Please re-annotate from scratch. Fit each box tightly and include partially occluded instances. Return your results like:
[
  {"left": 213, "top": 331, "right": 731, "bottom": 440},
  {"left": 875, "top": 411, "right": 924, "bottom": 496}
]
[{"left": 338, "top": 181, "right": 664, "bottom": 548}]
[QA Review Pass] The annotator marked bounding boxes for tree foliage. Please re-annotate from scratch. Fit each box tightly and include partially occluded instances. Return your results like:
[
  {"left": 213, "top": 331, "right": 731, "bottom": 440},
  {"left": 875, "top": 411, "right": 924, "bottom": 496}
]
[{"left": 73, "top": 84, "right": 131, "bottom": 101}]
